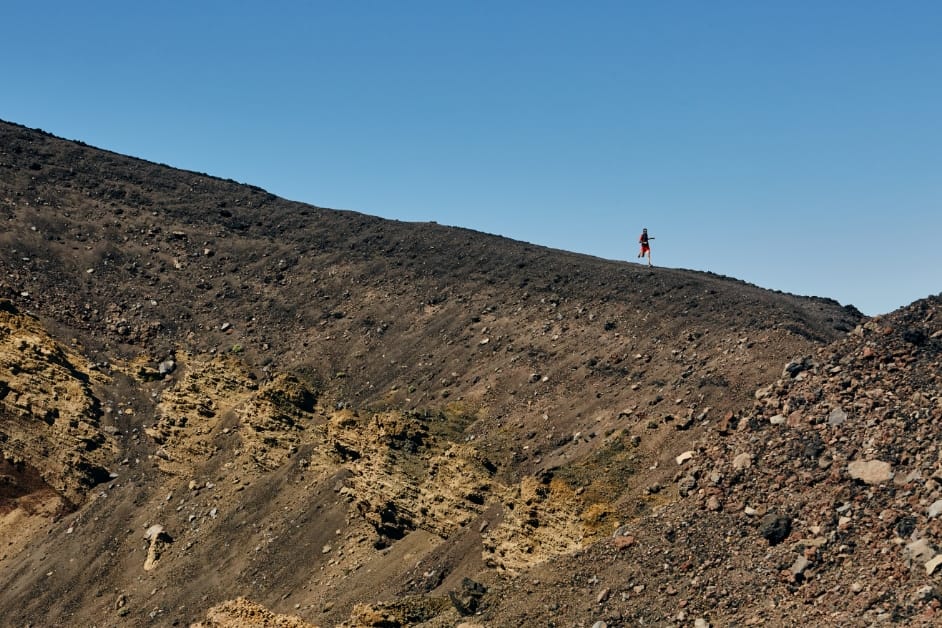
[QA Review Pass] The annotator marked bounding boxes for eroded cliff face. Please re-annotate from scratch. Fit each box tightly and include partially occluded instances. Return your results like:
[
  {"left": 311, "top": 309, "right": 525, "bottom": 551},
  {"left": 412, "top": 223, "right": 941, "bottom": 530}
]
[
  {"left": 0, "top": 322, "right": 710, "bottom": 626},
  {"left": 0, "top": 298, "right": 119, "bottom": 578},
  {"left": 145, "top": 353, "right": 320, "bottom": 476},
  {"left": 0, "top": 299, "right": 114, "bottom": 510},
  {"left": 143, "top": 352, "right": 594, "bottom": 574}
]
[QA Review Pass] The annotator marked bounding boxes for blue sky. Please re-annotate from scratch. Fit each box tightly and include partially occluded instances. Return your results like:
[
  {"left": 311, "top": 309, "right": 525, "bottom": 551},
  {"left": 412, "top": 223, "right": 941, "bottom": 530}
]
[{"left": 3, "top": 1, "right": 940, "bottom": 315}]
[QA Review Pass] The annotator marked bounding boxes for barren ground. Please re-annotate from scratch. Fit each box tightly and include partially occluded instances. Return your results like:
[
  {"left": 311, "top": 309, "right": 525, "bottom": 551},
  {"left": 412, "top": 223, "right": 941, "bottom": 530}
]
[{"left": 4, "top": 120, "right": 937, "bottom": 628}]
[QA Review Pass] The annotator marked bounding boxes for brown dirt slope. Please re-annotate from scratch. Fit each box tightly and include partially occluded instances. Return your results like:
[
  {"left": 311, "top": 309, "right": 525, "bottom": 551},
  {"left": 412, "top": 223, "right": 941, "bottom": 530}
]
[{"left": 0, "top": 119, "right": 892, "bottom": 627}]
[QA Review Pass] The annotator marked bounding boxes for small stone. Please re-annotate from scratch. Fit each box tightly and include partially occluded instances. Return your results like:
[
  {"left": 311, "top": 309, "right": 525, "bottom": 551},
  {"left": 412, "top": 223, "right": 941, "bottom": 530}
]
[
  {"left": 733, "top": 453, "right": 753, "bottom": 470},
  {"left": 928, "top": 500, "right": 942, "bottom": 519},
  {"left": 783, "top": 360, "right": 807, "bottom": 377},
  {"left": 769, "top": 414, "right": 786, "bottom": 425},
  {"left": 143, "top": 524, "right": 165, "bottom": 540},
  {"left": 322, "top": 544, "right": 332, "bottom": 554},
  {"left": 791, "top": 555, "right": 810, "bottom": 576},
  {"left": 676, "top": 451, "right": 694, "bottom": 465},
  {"left": 827, "top": 408, "right": 848, "bottom": 426},
  {"left": 847, "top": 460, "right": 893, "bottom": 485},
  {"left": 799, "top": 536, "right": 827, "bottom": 548},
  {"left": 913, "top": 584, "right": 941, "bottom": 602},
  {"left": 596, "top": 587, "right": 610, "bottom": 603},
  {"left": 906, "top": 539, "right": 936, "bottom": 564},
  {"left": 927, "top": 555, "right": 942, "bottom": 576},
  {"left": 759, "top": 514, "right": 792, "bottom": 545}
]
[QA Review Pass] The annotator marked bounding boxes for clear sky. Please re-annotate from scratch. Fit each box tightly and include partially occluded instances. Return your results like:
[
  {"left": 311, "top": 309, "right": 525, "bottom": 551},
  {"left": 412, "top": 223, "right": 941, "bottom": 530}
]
[{"left": 3, "top": 1, "right": 940, "bottom": 316}]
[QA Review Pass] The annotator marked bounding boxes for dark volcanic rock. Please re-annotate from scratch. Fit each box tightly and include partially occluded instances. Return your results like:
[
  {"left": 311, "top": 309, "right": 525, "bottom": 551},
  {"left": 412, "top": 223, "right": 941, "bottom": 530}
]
[{"left": 758, "top": 513, "right": 793, "bottom": 545}]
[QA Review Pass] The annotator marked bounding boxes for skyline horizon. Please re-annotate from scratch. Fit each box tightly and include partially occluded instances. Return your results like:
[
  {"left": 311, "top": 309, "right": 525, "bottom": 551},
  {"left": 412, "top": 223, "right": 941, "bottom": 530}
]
[{"left": 3, "top": 2, "right": 939, "bottom": 316}]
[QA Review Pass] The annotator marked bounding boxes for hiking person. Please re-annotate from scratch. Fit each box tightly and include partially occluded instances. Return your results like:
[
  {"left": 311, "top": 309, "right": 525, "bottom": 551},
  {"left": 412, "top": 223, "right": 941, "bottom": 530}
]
[{"left": 637, "top": 228, "right": 654, "bottom": 266}]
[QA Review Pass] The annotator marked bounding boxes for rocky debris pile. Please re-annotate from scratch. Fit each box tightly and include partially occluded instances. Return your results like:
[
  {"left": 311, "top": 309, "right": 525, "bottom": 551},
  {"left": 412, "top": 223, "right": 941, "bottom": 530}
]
[
  {"left": 448, "top": 577, "right": 488, "bottom": 616},
  {"left": 462, "top": 296, "right": 942, "bottom": 627},
  {"left": 192, "top": 597, "right": 319, "bottom": 628},
  {"left": 669, "top": 294, "right": 942, "bottom": 624},
  {"left": 322, "top": 577, "right": 486, "bottom": 627},
  {"left": 340, "top": 596, "right": 454, "bottom": 628}
]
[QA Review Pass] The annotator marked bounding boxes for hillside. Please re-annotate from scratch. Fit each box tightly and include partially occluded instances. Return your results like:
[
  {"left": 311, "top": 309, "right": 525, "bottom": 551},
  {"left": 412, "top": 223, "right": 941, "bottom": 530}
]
[{"left": 0, "top": 119, "right": 918, "bottom": 627}]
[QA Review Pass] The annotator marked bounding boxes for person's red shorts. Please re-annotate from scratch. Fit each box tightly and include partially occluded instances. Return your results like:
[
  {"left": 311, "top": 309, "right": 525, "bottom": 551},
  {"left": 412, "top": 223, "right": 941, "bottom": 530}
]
[{"left": 640, "top": 244, "right": 650, "bottom": 255}]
